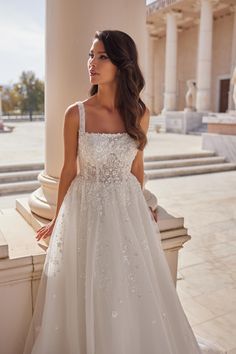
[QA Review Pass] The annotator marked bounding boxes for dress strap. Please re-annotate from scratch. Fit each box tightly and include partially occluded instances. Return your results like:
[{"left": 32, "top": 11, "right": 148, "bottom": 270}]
[{"left": 77, "top": 101, "right": 85, "bottom": 133}]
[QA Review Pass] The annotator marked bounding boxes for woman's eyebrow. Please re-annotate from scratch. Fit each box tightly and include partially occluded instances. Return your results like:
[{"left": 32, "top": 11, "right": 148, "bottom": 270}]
[{"left": 90, "top": 50, "right": 107, "bottom": 54}]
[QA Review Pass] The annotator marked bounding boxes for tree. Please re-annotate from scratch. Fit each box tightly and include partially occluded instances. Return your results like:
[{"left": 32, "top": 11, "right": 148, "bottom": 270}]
[
  {"left": 2, "top": 71, "right": 44, "bottom": 119},
  {"left": 2, "top": 85, "right": 21, "bottom": 114},
  {"left": 16, "top": 71, "right": 44, "bottom": 120}
]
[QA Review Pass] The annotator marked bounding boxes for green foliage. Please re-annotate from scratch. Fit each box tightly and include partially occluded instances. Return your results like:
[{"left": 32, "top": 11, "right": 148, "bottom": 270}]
[{"left": 2, "top": 71, "right": 44, "bottom": 119}]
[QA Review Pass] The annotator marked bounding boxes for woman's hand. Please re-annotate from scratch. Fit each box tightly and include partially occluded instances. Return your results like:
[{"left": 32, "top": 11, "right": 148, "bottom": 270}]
[
  {"left": 149, "top": 207, "right": 158, "bottom": 223},
  {"left": 36, "top": 218, "right": 56, "bottom": 241}
]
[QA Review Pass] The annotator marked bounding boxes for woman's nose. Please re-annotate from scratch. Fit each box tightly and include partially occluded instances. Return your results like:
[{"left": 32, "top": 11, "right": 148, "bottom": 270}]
[{"left": 90, "top": 55, "right": 96, "bottom": 63}]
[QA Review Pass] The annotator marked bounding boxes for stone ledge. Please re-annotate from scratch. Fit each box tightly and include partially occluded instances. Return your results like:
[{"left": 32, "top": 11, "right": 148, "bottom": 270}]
[
  {"left": 203, "top": 114, "right": 236, "bottom": 124},
  {"left": 164, "top": 111, "right": 204, "bottom": 134},
  {"left": 202, "top": 133, "right": 236, "bottom": 163},
  {"left": 0, "top": 198, "right": 191, "bottom": 288},
  {"left": 17, "top": 197, "right": 188, "bottom": 241},
  {"left": 0, "top": 229, "right": 9, "bottom": 259},
  {"left": 203, "top": 114, "right": 236, "bottom": 135}
]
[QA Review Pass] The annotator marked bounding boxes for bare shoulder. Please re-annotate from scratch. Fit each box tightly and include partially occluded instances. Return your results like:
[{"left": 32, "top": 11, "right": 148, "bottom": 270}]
[
  {"left": 64, "top": 101, "right": 80, "bottom": 131},
  {"left": 82, "top": 95, "right": 97, "bottom": 111},
  {"left": 140, "top": 106, "right": 150, "bottom": 134}
]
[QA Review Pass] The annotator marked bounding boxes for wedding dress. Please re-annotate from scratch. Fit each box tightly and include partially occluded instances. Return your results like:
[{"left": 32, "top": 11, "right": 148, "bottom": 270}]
[{"left": 23, "top": 101, "right": 225, "bottom": 354}]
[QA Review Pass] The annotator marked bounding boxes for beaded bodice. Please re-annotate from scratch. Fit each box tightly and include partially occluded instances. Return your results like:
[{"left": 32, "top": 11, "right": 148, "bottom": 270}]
[{"left": 77, "top": 102, "right": 138, "bottom": 185}]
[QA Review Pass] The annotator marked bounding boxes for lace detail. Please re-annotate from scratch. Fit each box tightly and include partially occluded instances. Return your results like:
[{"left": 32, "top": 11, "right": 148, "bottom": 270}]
[
  {"left": 77, "top": 101, "right": 138, "bottom": 187},
  {"left": 78, "top": 132, "right": 138, "bottom": 185}
]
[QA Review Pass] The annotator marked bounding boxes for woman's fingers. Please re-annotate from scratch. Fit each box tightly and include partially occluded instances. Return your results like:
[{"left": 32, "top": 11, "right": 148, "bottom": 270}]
[
  {"left": 35, "top": 220, "right": 55, "bottom": 242},
  {"left": 36, "top": 231, "right": 50, "bottom": 241},
  {"left": 36, "top": 226, "right": 46, "bottom": 235},
  {"left": 36, "top": 228, "right": 48, "bottom": 240},
  {"left": 36, "top": 225, "right": 53, "bottom": 241}
]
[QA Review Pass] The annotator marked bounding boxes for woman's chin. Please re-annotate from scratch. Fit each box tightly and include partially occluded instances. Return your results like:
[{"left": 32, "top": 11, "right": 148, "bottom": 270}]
[{"left": 89, "top": 77, "right": 99, "bottom": 84}]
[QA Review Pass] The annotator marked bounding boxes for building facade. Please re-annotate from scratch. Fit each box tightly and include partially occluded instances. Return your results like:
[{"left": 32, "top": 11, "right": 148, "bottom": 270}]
[{"left": 146, "top": 0, "right": 236, "bottom": 114}]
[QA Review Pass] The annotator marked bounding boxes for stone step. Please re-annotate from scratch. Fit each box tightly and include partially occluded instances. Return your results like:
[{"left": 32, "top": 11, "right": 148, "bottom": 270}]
[
  {"left": 144, "top": 151, "right": 216, "bottom": 162},
  {"left": 0, "top": 163, "right": 44, "bottom": 173},
  {"left": 144, "top": 156, "right": 226, "bottom": 170},
  {"left": 0, "top": 170, "right": 41, "bottom": 184},
  {"left": 146, "top": 163, "right": 236, "bottom": 179},
  {"left": 0, "top": 208, "right": 44, "bottom": 259},
  {"left": 0, "top": 181, "right": 40, "bottom": 196}
]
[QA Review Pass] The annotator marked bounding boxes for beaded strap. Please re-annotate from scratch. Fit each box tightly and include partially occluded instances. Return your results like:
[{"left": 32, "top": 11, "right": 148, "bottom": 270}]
[{"left": 77, "top": 101, "right": 85, "bottom": 133}]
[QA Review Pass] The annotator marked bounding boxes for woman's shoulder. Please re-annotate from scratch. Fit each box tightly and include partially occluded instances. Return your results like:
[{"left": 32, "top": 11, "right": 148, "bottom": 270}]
[
  {"left": 65, "top": 101, "right": 80, "bottom": 116},
  {"left": 64, "top": 101, "right": 81, "bottom": 129}
]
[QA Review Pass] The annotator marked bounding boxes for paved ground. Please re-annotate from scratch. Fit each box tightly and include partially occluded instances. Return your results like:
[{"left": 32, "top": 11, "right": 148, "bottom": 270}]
[
  {"left": 0, "top": 121, "right": 236, "bottom": 352},
  {"left": 0, "top": 121, "right": 204, "bottom": 166},
  {"left": 147, "top": 171, "right": 236, "bottom": 353},
  {"left": 0, "top": 121, "right": 44, "bottom": 165}
]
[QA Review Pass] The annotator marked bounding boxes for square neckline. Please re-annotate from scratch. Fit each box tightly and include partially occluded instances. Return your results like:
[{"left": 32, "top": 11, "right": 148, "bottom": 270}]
[{"left": 78, "top": 101, "right": 128, "bottom": 136}]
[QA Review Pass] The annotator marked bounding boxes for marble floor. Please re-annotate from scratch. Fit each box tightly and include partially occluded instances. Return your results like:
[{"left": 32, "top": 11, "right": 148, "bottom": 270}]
[{"left": 147, "top": 170, "right": 236, "bottom": 354}]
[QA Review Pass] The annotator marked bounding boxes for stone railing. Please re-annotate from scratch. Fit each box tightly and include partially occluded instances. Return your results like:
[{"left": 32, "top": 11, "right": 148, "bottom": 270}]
[{"left": 147, "top": 0, "right": 179, "bottom": 16}]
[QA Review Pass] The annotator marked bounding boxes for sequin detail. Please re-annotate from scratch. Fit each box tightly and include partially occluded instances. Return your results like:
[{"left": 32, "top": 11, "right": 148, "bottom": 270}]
[{"left": 79, "top": 132, "right": 138, "bottom": 185}]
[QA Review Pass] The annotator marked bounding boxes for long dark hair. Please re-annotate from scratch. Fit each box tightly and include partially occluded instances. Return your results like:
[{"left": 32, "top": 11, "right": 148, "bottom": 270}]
[{"left": 89, "top": 30, "right": 147, "bottom": 150}]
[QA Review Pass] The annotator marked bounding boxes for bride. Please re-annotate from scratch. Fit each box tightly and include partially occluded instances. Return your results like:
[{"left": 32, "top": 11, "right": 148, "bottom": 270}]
[{"left": 23, "top": 29, "right": 225, "bottom": 354}]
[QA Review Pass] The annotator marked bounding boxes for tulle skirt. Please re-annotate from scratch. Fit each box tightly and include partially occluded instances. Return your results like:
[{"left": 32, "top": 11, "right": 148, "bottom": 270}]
[{"left": 23, "top": 174, "right": 225, "bottom": 354}]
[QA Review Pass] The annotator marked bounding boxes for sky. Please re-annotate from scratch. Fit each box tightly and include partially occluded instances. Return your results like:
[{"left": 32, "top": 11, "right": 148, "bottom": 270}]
[
  {"left": 0, "top": 0, "right": 45, "bottom": 86},
  {"left": 0, "top": 0, "right": 154, "bottom": 86}
]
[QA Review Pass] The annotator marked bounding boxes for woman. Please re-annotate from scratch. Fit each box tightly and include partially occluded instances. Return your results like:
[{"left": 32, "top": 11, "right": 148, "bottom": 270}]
[{"left": 23, "top": 30, "right": 224, "bottom": 354}]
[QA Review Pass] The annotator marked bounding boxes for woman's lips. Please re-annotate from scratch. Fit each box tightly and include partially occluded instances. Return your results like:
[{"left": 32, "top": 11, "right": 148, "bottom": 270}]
[{"left": 89, "top": 71, "right": 99, "bottom": 76}]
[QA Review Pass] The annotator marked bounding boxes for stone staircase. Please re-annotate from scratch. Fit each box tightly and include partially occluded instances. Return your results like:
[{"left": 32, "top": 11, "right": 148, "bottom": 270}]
[
  {"left": 144, "top": 151, "right": 236, "bottom": 179},
  {"left": 0, "top": 152, "right": 236, "bottom": 195},
  {"left": 187, "top": 123, "right": 208, "bottom": 136},
  {"left": 0, "top": 163, "right": 43, "bottom": 196}
]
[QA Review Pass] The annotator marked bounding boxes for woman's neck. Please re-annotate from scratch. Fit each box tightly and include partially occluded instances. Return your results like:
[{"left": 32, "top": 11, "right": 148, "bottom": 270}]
[{"left": 96, "top": 83, "right": 117, "bottom": 112}]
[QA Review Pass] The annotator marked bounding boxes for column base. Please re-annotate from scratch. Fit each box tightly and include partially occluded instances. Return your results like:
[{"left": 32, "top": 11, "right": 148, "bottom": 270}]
[
  {"left": 162, "top": 92, "right": 176, "bottom": 113},
  {"left": 28, "top": 171, "right": 59, "bottom": 220},
  {"left": 196, "top": 90, "right": 211, "bottom": 112}
]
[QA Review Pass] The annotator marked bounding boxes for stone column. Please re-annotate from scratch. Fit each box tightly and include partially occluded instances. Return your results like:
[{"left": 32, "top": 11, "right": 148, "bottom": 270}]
[
  {"left": 162, "top": 11, "right": 181, "bottom": 112},
  {"left": 145, "top": 25, "right": 156, "bottom": 114},
  {"left": 196, "top": 0, "right": 214, "bottom": 112},
  {"left": 0, "top": 86, "right": 3, "bottom": 131},
  {"left": 28, "top": 0, "right": 146, "bottom": 220},
  {"left": 228, "top": 5, "right": 236, "bottom": 111},
  {"left": 0, "top": 85, "right": 3, "bottom": 117}
]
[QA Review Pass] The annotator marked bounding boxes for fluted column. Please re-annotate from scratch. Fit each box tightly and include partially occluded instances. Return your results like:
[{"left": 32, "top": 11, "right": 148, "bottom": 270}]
[
  {"left": 145, "top": 25, "right": 157, "bottom": 114},
  {"left": 0, "top": 86, "right": 2, "bottom": 116},
  {"left": 228, "top": 5, "right": 236, "bottom": 111},
  {"left": 28, "top": 0, "right": 147, "bottom": 219},
  {"left": 196, "top": 0, "right": 214, "bottom": 112},
  {"left": 162, "top": 11, "right": 180, "bottom": 112}
]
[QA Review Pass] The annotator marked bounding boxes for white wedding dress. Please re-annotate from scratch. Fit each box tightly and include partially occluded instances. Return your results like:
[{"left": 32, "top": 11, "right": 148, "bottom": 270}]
[{"left": 23, "top": 101, "right": 225, "bottom": 354}]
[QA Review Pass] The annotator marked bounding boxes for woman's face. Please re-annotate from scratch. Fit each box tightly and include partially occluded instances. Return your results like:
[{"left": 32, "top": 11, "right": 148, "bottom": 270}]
[{"left": 87, "top": 39, "right": 118, "bottom": 86}]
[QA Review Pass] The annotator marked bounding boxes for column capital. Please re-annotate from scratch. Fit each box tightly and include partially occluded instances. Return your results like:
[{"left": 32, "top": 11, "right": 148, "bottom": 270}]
[
  {"left": 146, "top": 22, "right": 156, "bottom": 34},
  {"left": 163, "top": 9, "right": 183, "bottom": 22},
  {"left": 146, "top": 22, "right": 159, "bottom": 40},
  {"left": 194, "top": 0, "right": 219, "bottom": 12}
]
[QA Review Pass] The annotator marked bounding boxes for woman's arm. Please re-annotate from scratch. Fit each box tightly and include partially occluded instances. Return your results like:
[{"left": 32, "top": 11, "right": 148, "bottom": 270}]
[
  {"left": 36, "top": 103, "right": 79, "bottom": 241},
  {"left": 131, "top": 107, "right": 150, "bottom": 189},
  {"left": 54, "top": 104, "right": 80, "bottom": 219},
  {"left": 131, "top": 108, "right": 158, "bottom": 222}
]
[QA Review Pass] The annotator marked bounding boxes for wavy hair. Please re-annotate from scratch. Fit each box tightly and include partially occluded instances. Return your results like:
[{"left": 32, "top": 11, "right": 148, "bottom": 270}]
[{"left": 89, "top": 30, "right": 147, "bottom": 150}]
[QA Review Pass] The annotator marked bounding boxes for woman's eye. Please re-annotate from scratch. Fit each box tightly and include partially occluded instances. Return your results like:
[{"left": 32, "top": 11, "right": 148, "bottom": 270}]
[{"left": 88, "top": 53, "right": 108, "bottom": 60}]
